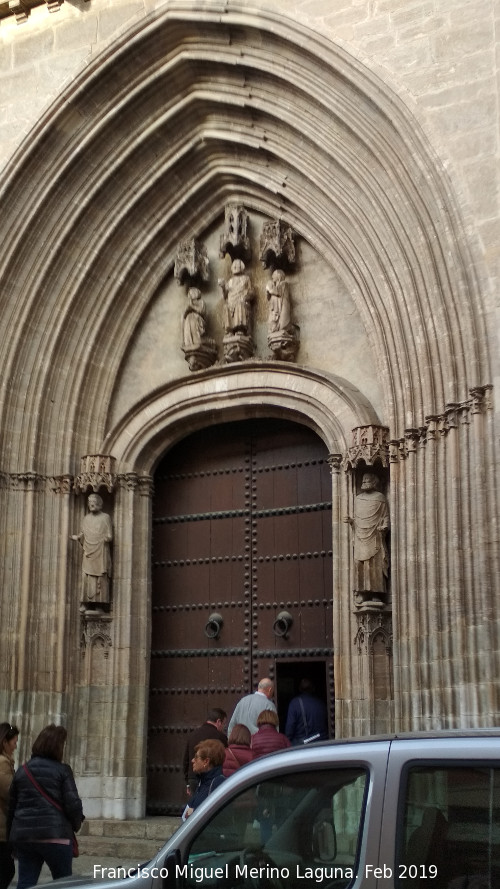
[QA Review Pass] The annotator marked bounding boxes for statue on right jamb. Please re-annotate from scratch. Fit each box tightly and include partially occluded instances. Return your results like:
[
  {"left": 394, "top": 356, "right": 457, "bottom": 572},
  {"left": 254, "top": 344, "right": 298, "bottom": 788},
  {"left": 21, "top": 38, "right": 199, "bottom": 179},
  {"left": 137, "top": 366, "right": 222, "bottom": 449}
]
[{"left": 346, "top": 472, "right": 389, "bottom": 610}]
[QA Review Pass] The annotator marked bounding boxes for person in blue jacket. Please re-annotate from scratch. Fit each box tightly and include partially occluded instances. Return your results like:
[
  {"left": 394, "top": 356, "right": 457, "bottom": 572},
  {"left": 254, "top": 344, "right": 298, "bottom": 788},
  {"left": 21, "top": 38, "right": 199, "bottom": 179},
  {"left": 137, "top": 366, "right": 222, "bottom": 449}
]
[
  {"left": 285, "top": 679, "right": 328, "bottom": 745},
  {"left": 184, "top": 739, "right": 226, "bottom": 818}
]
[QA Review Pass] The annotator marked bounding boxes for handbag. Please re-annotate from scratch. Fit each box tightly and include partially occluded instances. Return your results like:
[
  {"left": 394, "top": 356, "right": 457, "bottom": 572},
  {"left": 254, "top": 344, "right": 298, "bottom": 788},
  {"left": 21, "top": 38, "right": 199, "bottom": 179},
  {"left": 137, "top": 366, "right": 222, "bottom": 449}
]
[{"left": 22, "top": 763, "right": 80, "bottom": 857}]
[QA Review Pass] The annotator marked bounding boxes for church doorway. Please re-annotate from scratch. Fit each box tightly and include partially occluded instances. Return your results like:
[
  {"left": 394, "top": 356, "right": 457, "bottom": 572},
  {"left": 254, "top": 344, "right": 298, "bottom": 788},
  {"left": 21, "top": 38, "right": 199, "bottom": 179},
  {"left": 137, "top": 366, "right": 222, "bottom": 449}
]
[{"left": 147, "top": 417, "right": 334, "bottom": 814}]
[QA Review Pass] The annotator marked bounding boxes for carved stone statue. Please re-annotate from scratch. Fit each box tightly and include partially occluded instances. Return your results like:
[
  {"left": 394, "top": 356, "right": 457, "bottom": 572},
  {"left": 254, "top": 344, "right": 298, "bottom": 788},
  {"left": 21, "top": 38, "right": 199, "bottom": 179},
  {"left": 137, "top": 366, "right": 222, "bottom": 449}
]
[
  {"left": 266, "top": 268, "right": 299, "bottom": 361},
  {"left": 220, "top": 258, "right": 253, "bottom": 335},
  {"left": 346, "top": 472, "right": 389, "bottom": 609},
  {"left": 183, "top": 287, "right": 207, "bottom": 349},
  {"left": 267, "top": 269, "right": 291, "bottom": 333},
  {"left": 181, "top": 287, "right": 216, "bottom": 371},
  {"left": 219, "top": 258, "right": 255, "bottom": 361},
  {"left": 71, "top": 493, "right": 112, "bottom": 609}
]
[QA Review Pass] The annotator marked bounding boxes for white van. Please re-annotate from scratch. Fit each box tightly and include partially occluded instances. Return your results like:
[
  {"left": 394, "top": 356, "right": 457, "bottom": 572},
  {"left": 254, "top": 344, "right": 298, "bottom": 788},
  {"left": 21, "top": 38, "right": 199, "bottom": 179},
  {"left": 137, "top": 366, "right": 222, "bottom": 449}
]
[{"left": 57, "top": 732, "right": 500, "bottom": 889}]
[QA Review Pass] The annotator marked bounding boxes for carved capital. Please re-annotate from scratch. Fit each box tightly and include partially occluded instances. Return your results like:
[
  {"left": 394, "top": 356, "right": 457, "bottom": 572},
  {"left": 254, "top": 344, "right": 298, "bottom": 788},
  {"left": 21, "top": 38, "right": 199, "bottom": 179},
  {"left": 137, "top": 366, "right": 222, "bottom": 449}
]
[
  {"left": 174, "top": 238, "right": 209, "bottom": 287},
  {"left": 137, "top": 475, "right": 154, "bottom": 498},
  {"left": 116, "top": 472, "right": 139, "bottom": 492},
  {"left": 50, "top": 474, "right": 73, "bottom": 495},
  {"left": 404, "top": 427, "right": 421, "bottom": 454},
  {"left": 327, "top": 454, "right": 342, "bottom": 476},
  {"left": 219, "top": 204, "right": 251, "bottom": 261},
  {"left": 259, "top": 219, "right": 296, "bottom": 270},
  {"left": 344, "top": 425, "right": 390, "bottom": 470},
  {"left": 444, "top": 402, "right": 461, "bottom": 429},
  {"left": 11, "top": 472, "right": 45, "bottom": 492},
  {"left": 74, "top": 455, "right": 116, "bottom": 494},
  {"left": 470, "top": 384, "right": 493, "bottom": 414},
  {"left": 424, "top": 416, "right": 439, "bottom": 441}
]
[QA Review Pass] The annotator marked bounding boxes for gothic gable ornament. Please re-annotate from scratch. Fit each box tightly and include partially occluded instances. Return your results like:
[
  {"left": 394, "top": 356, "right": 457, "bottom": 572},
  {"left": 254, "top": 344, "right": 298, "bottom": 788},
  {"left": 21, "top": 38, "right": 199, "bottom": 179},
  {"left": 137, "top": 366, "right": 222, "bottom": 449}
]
[{"left": 219, "top": 204, "right": 251, "bottom": 261}]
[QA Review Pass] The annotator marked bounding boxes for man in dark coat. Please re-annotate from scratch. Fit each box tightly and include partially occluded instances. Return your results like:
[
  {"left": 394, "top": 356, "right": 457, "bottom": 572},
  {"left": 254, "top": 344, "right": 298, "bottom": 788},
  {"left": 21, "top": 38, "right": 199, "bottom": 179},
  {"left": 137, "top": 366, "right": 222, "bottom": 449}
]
[
  {"left": 183, "top": 708, "right": 227, "bottom": 796},
  {"left": 285, "top": 679, "right": 328, "bottom": 745}
]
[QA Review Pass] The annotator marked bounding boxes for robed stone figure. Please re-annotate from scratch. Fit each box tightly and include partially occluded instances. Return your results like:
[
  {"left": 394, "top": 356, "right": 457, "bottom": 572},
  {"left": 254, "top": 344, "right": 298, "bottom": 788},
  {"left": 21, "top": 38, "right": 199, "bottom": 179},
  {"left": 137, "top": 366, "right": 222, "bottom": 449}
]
[
  {"left": 347, "top": 472, "right": 389, "bottom": 604},
  {"left": 71, "top": 493, "right": 113, "bottom": 608}
]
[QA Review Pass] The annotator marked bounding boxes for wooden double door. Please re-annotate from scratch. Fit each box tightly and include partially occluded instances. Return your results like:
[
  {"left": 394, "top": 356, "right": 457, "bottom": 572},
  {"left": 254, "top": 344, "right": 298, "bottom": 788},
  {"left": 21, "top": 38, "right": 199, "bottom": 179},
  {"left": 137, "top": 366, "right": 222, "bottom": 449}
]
[{"left": 147, "top": 418, "right": 334, "bottom": 814}]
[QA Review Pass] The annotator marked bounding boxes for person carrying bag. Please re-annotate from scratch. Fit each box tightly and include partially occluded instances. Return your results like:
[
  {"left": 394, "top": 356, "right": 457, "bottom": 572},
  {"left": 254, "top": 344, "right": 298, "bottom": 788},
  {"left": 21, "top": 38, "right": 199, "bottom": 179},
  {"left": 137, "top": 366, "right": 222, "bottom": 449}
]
[{"left": 8, "top": 724, "right": 84, "bottom": 889}]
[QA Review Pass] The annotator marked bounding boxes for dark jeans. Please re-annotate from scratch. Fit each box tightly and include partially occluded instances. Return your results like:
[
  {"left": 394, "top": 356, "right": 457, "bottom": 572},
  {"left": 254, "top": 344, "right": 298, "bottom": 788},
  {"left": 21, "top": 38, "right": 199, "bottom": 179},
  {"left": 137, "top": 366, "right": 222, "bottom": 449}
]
[
  {"left": 0, "top": 842, "right": 15, "bottom": 889},
  {"left": 15, "top": 841, "right": 72, "bottom": 889}
]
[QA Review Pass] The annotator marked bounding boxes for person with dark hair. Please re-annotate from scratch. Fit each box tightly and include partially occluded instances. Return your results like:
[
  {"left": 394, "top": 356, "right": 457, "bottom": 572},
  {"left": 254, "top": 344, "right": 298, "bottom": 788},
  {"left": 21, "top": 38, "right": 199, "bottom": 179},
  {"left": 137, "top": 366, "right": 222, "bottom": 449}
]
[
  {"left": 8, "top": 724, "right": 83, "bottom": 889},
  {"left": 223, "top": 724, "right": 253, "bottom": 777},
  {"left": 0, "top": 723, "right": 19, "bottom": 889},
  {"left": 251, "top": 710, "right": 291, "bottom": 759},
  {"left": 285, "top": 679, "right": 329, "bottom": 745},
  {"left": 184, "top": 739, "right": 226, "bottom": 819},
  {"left": 183, "top": 707, "right": 228, "bottom": 796}
]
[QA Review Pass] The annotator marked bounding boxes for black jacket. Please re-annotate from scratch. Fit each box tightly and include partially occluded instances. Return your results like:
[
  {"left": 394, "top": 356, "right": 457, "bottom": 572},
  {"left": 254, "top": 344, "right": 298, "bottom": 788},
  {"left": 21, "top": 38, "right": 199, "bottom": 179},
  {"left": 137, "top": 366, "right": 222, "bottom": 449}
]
[{"left": 8, "top": 756, "right": 83, "bottom": 844}]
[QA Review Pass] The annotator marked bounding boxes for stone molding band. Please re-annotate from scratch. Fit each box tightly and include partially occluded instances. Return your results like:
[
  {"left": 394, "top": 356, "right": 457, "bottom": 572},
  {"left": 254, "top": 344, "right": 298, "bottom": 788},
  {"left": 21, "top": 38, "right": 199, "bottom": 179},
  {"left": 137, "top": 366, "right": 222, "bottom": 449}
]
[{"left": 1, "top": 384, "right": 491, "bottom": 490}]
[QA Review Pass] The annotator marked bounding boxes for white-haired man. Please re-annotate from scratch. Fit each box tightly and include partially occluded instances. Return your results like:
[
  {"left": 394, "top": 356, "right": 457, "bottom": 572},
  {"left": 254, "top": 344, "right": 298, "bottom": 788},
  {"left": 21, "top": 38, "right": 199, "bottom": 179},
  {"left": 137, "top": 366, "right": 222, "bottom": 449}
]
[{"left": 227, "top": 678, "right": 277, "bottom": 735}]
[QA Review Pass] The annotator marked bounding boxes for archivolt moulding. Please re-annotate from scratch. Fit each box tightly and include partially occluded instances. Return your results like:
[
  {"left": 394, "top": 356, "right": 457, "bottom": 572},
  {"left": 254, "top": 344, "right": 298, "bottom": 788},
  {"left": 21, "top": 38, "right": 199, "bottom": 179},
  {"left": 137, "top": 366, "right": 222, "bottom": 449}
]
[{"left": 101, "top": 363, "right": 381, "bottom": 474}]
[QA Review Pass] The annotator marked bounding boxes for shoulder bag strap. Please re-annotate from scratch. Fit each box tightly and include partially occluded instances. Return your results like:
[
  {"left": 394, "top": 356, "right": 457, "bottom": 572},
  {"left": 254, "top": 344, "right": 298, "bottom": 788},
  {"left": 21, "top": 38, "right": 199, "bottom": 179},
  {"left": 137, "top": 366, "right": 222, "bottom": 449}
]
[
  {"left": 298, "top": 698, "right": 309, "bottom": 736},
  {"left": 23, "top": 762, "right": 62, "bottom": 812}
]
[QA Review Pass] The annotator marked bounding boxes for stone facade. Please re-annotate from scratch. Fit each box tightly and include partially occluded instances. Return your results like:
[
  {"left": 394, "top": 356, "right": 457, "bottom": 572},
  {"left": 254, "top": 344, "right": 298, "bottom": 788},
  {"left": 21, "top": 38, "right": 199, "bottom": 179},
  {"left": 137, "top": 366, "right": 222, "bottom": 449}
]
[{"left": 0, "top": 0, "right": 498, "bottom": 818}]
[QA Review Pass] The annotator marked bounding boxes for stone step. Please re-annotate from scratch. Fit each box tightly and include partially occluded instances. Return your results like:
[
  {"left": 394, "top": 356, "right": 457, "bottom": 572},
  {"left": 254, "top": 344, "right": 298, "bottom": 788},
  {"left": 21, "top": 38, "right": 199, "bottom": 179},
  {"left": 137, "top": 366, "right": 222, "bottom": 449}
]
[{"left": 77, "top": 817, "right": 179, "bottom": 862}]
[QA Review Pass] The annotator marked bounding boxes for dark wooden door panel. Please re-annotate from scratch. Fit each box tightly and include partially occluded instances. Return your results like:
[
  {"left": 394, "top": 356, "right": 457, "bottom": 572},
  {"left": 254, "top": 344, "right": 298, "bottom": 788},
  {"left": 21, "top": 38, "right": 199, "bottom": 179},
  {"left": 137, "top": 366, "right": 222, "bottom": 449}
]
[{"left": 148, "top": 418, "right": 333, "bottom": 814}]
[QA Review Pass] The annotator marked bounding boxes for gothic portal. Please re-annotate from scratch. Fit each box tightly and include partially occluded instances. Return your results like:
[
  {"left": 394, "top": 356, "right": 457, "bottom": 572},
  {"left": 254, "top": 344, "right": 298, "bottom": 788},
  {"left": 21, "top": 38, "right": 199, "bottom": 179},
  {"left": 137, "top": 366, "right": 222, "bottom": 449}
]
[{"left": 0, "top": 2, "right": 497, "bottom": 819}]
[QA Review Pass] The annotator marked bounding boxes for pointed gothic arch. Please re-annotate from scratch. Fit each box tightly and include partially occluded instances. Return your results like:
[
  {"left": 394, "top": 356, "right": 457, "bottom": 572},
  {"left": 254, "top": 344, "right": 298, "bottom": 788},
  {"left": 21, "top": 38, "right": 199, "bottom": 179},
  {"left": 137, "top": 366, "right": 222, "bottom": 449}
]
[{"left": 0, "top": 2, "right": 497, "bottom": 818}]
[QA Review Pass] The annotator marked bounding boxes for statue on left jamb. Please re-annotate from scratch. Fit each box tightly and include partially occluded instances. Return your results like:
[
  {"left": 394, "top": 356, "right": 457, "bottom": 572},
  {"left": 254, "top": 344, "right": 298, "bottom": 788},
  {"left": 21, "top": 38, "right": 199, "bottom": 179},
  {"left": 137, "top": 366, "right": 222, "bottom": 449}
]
[{"left": 71, "top": 493, "right": 112, "bottom": 610}]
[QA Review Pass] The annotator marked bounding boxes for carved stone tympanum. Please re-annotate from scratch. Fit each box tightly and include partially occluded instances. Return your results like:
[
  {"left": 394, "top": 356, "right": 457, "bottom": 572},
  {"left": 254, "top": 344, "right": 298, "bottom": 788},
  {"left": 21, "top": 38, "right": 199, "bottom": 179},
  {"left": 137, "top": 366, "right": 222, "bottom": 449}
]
[
  {"left": 219, "top": 258, "right": 255, "bottom": 362},
  {"left": 266, "top": 268, "right": 299, "bottom": 361},
  {"left": 181, "top": 287, "right": 217, "bottom": 371}
]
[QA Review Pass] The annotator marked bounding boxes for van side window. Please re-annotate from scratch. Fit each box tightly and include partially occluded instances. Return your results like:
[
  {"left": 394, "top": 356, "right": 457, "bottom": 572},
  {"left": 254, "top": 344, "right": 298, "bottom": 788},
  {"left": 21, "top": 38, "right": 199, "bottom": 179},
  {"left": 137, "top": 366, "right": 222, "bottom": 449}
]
[
  {"left": 396, "top": 765, "right": 500, "bottom": 889},
  {"left": 185, "top": 768, "right": 367, "bottom": 889}
]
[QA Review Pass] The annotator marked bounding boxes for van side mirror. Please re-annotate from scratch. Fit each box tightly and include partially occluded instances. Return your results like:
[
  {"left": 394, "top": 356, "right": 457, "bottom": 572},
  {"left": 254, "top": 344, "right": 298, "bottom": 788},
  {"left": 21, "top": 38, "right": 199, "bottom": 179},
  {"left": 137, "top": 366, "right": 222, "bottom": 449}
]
[{"left": 163, "top": 850, "right": 181, "bottom": 888}]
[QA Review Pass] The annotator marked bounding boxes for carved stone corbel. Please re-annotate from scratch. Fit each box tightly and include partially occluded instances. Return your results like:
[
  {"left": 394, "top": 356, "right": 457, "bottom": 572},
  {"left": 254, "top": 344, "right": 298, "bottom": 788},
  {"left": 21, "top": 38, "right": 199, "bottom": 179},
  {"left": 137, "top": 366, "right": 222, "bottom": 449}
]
[
  {"left": 80, "top": 612, "right": 112, "bottom": 652},
  {"left": 74, "top": 455, "right": 116, "bottom": 493},
  {"left": 354, "top": 611, "right": 392, "bottom": 655}
]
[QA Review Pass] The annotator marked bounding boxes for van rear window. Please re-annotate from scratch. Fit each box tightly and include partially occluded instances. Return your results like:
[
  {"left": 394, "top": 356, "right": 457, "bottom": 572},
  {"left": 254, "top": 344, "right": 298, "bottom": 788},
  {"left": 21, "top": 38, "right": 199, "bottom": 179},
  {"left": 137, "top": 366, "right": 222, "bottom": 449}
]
[{"left": 396, "top": 765, "right": 500, "bottom": 889}]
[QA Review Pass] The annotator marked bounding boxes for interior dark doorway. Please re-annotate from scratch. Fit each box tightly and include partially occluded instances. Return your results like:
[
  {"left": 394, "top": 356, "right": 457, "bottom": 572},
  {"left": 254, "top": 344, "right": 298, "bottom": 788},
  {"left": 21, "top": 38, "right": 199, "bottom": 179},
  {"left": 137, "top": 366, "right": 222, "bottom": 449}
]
[{"left": 275, "top": 659, "right": 333, "bottom": 740}]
